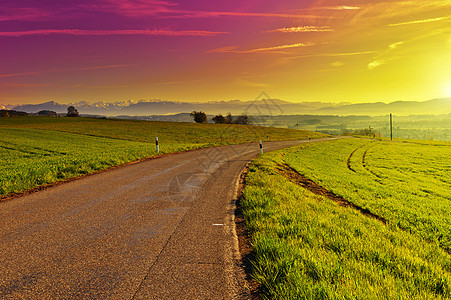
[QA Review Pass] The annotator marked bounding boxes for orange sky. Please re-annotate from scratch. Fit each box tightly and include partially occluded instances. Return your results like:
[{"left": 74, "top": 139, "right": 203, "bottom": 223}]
[{"left": 1, "top": 0, "right": 450, "bottom": 105}]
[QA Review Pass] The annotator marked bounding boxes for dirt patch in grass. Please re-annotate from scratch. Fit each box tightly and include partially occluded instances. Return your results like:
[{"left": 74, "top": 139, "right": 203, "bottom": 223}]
[{"left": 277, "top": 163, "right": 387, "bottom": 224}]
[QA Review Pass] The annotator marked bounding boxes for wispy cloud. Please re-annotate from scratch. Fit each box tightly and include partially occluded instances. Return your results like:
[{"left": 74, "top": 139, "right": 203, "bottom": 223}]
[
  {"left": 1, "top": 0, "right": 335, "bottom": 23},
  {"left": 0, "top": 64, "right": 133, "bottom": 78},
  {"left": 0, "top": 1, "right": 174, "bottom": 21},
  {"left": 209, "top": 42, "right": 315, "bottom": 54},
  {"left": 284, "top": 50, "right": 379, "bottom": 60},
  {"left": 85, "top": 0, "right": 177, "bottom": 17},
  {"left": 331, "top": 61, "right": 345, "bottom": 67},
  {"left": 2, "top": 83, "right": 55, "bottom": 88},
  {"left": 0, "top": 29, "right": 227, "bottom": 37},
  {"left": 208, "top": 46, "right": 239, "bottom": 53},
  {"left": 77, "top": 0, "right": 336, "bottom": 20},
  {"left": 388, "top": 16, "right": 449, "bottom": 26},
  {"left": 367, "top": 41, "right": 406, "bottom": 70},
  {"left": 333, "top": 0, "right": 451, "bottom": 28},
  {"left": 0, "top": 8, "right": 51, "bottom": 21},
  {"left": 367, "top": 60, "right": 385, "bottom": 70},
  {"left": 316, "top": 6, "right": 361, "bottom": 10},
  {"left": 267, "top": 26, "right": 334, "bottom": 33},
  {"left": 162, "top": 11, "right": 333, "bottom": 19},
  {"left": 389, "top": 41, "right": 405, "bottom": 49},
  {"left": 153, "top": 80, "right": 198, "bottom": 86},
  {"left": 326, "top": 51, "right": 379, "bottom": 57},
  {"left": 84, "top": 85, "right": 130, "bottom": 89},
  {"left": 235, "top": 77, "right": 270, "bottom": 88}
]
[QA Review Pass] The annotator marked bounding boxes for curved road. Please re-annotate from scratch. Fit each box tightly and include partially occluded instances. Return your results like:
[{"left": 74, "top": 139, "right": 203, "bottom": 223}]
[{"left": 0, "top": 138, "right": 333, "bottom": 299}]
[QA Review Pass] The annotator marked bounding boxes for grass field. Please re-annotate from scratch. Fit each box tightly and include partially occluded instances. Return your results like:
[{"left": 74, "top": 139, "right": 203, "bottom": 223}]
[
  {"left": 242, "top": 138, "right": 451, "bottom": 299},
  {"left": 0, "top": 116, "right": 326, "bottom": 198}
]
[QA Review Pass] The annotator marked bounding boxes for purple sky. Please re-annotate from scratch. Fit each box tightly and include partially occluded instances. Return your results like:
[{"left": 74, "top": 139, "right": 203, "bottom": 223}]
[{"left": 1, "top": 0, "right": 450, "bottom": 105}]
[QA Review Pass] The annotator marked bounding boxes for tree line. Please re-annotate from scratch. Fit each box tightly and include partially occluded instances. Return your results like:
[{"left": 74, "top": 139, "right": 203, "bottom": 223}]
[{"left": 190, "top": 111, "right": 251, "bottom": 125}]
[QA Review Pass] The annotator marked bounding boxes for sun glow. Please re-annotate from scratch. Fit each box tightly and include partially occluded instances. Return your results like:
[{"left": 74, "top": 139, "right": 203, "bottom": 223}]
[{"left": 444, "top": 83, "right": 451, "bottom": 97}]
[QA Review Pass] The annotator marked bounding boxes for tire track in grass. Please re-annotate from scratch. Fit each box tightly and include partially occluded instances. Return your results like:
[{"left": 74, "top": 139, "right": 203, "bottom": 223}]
[
  {"left": 346, "top": 144, "right": 366, "bottom": 173},
  {"left": 347, "top": 141, "right": 382, "bottom": 180},
  {"left": 362, "top": 148, "right": 385, "bottom": 180},
  {"left": 277, "top": 163, "right": 387, "bottom": 224}
]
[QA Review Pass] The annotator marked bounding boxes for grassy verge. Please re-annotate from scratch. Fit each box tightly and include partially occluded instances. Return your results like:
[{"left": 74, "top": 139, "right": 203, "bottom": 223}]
[
  {"left": 0, "top": 116, "right": 327, "bottom": 198},
  {"left": 242, "top": 140, "right": 450, "bottom": 299}
]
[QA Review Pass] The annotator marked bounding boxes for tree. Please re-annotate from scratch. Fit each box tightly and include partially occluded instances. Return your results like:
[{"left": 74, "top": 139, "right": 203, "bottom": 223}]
[
  {"left": 67, "top": 106, "right": 79, "bottom": 117},
  {"left": 225, "top": 113, "right": 233, "bottom": 124},
  {"left": 234, "top": 114, "right": 251, "bottom": 125},
  {"left": 0, "top": 110, "right": 28, "bottom": 117},
  {"left": 38, "top": 110, "right": 57, "bottom": 117},
  {"left": 190, "top": 111, "right": 207, "bottom": 123},
  {"left": 212, "top": 114, "right": 226, "bottom": 124}
]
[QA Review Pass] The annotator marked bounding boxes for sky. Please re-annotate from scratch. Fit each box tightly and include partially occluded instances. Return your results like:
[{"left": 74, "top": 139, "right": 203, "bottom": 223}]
[{"left": 1, "top": 0, "right": 451, "bottom": 105}]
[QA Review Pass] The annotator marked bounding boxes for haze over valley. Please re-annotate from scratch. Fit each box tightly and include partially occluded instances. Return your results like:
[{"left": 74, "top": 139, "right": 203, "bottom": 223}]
[{"left": 4, "top": 97, "right": 450, "bottom": 117}]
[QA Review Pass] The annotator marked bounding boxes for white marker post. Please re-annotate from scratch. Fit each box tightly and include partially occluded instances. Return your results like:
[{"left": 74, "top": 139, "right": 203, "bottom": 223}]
[
  {"left": 259, "top": 140, "right": 263, "bottom": 155},
  {"left": 156, "top": 137, "right": 159, "bottom": 154},
  {"left": 390, "top": 113, "right": 393, "bottom": 141}
]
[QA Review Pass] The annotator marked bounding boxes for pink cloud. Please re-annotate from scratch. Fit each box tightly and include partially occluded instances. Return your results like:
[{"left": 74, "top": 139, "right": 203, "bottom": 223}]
[
  {"left": 1, "top": 1, "right": 334, "bottom": 21},
  {"left": 0, "top": 64, "right": 133, "bottom": 78},
  {"left": 93, "top": 0, "right": 327, "bottom": 19},
  {"left": 267, "top": 26, "right": 334, "bottom": 33},
  {"left": 209, "top": 42, "right": 315, "bottom": 54},
  {"left": 90, "top": 0, "right": 332, "bottom": 20},
  {"left": 91, "top": 0, "right": 177, "bottom": 16},
  {"left": 316, "top": 6, "right": 361, "bottom": 10},
  {"left": 0, "top": 1, "right": 175, "bottom": 22},
  {"left": 0, "top": 29, "right": 227, "bottom": 37},
  {"left": 161, "top": 10, "right": 333, "bottom": 20},
  {"left": 0, "top": 8, "right": 51, "bottom": 21},
  {"left": 2, "top": 83, "right": 55, "bottom": 88}
]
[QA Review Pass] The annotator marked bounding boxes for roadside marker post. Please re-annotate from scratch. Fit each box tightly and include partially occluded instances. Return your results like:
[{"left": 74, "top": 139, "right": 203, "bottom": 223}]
[
  {"left": 259, "top": 140, "right": 263, "bottom": 155},
  {"left": 156, "top": 137, "right": 159, "bottom": 154},
  {"left": 390, "top": 113, "right": 393, "bottom": 141}
]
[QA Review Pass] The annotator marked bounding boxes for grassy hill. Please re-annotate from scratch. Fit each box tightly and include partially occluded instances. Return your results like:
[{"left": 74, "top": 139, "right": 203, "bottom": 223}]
[{"left": 0, "top": 116, "right": 327, "bottom": 198}]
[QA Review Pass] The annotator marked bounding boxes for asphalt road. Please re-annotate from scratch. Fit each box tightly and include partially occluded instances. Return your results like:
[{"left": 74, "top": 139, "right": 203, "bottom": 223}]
[{"left": 0, "top": 138, "right": 333, "bottom": 299}]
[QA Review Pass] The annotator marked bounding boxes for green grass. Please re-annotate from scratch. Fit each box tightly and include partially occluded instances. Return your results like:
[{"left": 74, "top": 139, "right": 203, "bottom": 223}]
[
  {"left": 0, "top": 116, "right": 326, "bottom": 198},
  {"left": 0, "top": 128, "right": 155, "bottom": 196},
  {"left": 284, "top": 138, "right": 451, "bottom": 252},
  {"left": 242, "top": 138, "right": 451, "bottom": 299},
  {"left": 1, "top": 116, "right": 327, "bottom": 148}
]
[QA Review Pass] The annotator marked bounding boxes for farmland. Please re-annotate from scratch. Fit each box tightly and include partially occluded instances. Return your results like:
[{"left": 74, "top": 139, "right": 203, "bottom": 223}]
[
  {"left": 0, "top": 116, "right": 326, "bottom": 198},
  {"left": 242, "top": 138, "right": 451, "bottom": 299}
]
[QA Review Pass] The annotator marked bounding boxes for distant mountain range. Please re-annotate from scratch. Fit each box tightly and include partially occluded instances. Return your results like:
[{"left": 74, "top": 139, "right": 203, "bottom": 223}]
[{"left": 4, "top": 98, "right": 450, "bottom": 117}]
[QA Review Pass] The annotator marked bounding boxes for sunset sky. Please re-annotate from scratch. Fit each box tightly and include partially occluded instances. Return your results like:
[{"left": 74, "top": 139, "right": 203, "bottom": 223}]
[{"left": 1, "top": 0, "right": 451, "bottom": 105}]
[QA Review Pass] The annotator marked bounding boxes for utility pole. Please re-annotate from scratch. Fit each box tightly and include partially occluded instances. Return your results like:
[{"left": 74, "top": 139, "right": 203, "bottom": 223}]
[{"left": 390, "top": 113, "right": 393, "bottom": 141}]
